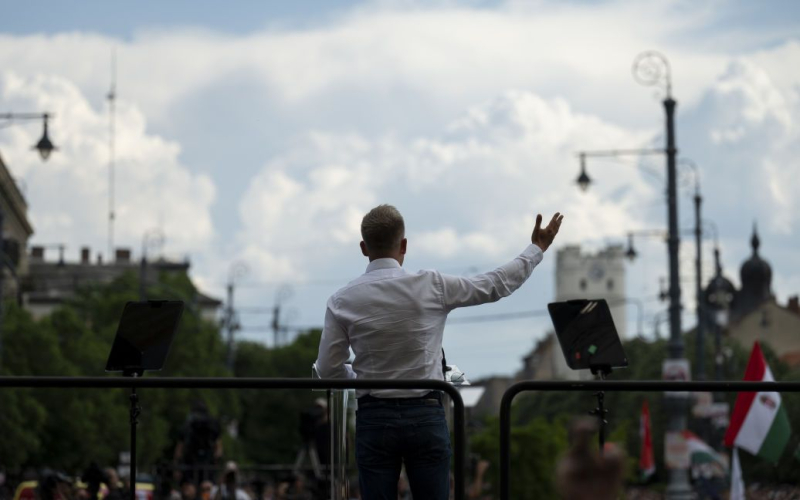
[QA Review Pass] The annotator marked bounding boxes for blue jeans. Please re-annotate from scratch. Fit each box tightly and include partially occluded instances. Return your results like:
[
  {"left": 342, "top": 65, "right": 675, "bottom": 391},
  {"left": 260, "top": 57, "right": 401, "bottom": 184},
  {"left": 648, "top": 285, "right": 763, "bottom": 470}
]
[{"left": 356, "top": 396, "right": 451, "bottom": 500}]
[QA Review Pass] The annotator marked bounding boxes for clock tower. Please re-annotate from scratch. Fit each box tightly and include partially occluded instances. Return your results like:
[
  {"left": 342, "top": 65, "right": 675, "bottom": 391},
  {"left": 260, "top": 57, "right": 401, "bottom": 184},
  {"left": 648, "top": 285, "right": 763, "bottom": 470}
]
[{"left": 555, "top": 244, "right": 628, "bottom": 340}]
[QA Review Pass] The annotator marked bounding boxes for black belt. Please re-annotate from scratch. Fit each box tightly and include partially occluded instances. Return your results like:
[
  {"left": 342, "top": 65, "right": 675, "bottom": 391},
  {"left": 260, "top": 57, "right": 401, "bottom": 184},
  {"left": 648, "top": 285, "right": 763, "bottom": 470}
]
[{"left": 357, "top": 391, "right": 442, "bottom": 406}]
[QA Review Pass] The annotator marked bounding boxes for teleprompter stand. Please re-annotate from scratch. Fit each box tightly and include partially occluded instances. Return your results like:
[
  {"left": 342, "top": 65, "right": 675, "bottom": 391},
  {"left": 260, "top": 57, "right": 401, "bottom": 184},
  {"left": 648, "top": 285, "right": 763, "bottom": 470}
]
[
  {"left": 589, "top": 365, "right": 612, "bottom": 455},
  {"left": 106, "top": 301, "right": 184, "bottom": 500},
  {"left": 125, "top": 368, "right": 142, "bottom": 500},
  {"left": 547, "top": 299, "right": 628, "bottom": 454}
]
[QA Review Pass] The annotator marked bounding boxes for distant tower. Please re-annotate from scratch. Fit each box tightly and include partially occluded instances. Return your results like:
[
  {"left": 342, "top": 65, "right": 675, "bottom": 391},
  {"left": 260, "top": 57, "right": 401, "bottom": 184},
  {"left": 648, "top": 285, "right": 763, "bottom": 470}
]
[
  {"left": 736, "top": 224, "right": 773, "bottom": 319},
  {"left": 555, "top": 245, "right": 628, "bottom": 339},
  {"left": 107, "top": 48, "right": 117, "bottom": 260}
]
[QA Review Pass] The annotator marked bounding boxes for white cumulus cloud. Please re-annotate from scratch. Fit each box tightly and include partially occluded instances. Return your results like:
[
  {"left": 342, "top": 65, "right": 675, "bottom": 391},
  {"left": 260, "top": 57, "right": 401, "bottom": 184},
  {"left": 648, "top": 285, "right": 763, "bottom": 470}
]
[{"left": 0, "top": 71, "right": 215, "bottom": 259}]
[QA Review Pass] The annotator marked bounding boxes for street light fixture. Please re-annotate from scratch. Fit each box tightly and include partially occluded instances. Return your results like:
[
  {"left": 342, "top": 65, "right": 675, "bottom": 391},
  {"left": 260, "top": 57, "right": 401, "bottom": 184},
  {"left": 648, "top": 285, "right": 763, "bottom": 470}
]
[
  {"left": 576, "top": 153, "right": 591, "bottom": 191},
  {"left": 622, "top": 230, "right": 667, "bottom": 263},
  {"left": 625, "top": 234, "right": 637, "bottom": 261},
  {"left": 33, "top": 114, "right": 56, "bottom": 160},
  {"left": 1, "top": 112, "right": 58, "bottom": 161},
  {"left": 574, "top": 147, "right": 665, "bottom": 191}
]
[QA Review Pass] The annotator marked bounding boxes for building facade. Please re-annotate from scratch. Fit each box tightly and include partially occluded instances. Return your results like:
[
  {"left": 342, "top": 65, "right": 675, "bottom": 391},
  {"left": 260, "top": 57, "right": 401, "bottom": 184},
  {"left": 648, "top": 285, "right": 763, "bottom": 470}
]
[
  {"left": 0, "top": 154, "right": 34, "bottom": 302},
  {"left": 518, "top": 244, "right": 629, "bottom": 381},
  {"left": 704, "top": 227, "right": 800, "bottom": 368},
  {"left": 22, "top": 246, "right": 221, "bottom": 322},
  {"left": 555, "top": 244, "right": 627, "bottom": 339}
]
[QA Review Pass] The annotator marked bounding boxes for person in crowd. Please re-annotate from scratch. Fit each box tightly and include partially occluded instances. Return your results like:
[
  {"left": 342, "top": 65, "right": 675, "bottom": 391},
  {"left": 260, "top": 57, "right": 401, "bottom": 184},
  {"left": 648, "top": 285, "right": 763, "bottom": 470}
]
[
  {"left": 180, "top": 482, "right": 197, "bottom": 500},
  {"left": 36, "top": 470, "right": 73, "bottom": 500},
  {"left": 211, "top": 462, "right": 250, "bottom": 500},
  {"left": 467, "top": 459, "right": 491, "bottom": 500},
  {"left": 174, "top": 400, "right": 223, "bottom": 487},
  {"left": 103, "top": 468, "right": 124, "bottom": 500},
  {"left": 199, "top": 481, "right": 214, "bottom": 500},
  {"left": 556, "top": 418, "right": 626, "bottom": 500},
  {"left": 80, "top": 463, "right": 104, "bottom": 500},
  {"left": 316, "top": 205, "right": 563, "bottom": 500}
]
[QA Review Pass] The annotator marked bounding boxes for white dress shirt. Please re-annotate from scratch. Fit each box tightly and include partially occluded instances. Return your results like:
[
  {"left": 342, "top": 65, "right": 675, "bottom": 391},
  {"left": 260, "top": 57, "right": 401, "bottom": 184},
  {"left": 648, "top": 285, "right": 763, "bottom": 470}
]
[{"left": 315, "top": 244, "right": 544, "bottom": 397}]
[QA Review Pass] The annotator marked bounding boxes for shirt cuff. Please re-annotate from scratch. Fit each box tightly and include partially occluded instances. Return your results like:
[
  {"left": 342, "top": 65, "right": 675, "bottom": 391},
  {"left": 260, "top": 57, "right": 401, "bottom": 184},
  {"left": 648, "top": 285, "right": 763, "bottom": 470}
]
[{"left": 524, "top": 244, "right": 545, "bottom": 262}]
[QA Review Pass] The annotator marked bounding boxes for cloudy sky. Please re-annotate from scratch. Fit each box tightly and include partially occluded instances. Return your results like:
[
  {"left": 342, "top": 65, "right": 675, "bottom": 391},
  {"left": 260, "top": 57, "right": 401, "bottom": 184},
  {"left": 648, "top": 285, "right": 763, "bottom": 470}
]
[{"left": 1, "top": 0, "right": 799, "bottom": 378}]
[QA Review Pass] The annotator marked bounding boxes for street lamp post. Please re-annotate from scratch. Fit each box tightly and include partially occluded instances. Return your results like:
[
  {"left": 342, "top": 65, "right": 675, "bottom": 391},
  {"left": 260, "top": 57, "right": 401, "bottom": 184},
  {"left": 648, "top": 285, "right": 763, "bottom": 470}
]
[
  {"left": 679, "top": 159, "right": 705, "bottom": 381},
  {"left": 708, "top": 249, "right": 733, "bottom": 382},
  {"left": 139, "top": 229, "right": 165, "bottom": 301},
  {"left": 224, "top": 262, "right": 248, "bottom": 372},
  {"left": 633, "top": 50, "right": 692, "bottom": 500},
  {"left": 623, "top": 161, "right": 711, "bottom": 385},
  {"left": 576, "top": 52, "right": 692, "bottom": 498}
]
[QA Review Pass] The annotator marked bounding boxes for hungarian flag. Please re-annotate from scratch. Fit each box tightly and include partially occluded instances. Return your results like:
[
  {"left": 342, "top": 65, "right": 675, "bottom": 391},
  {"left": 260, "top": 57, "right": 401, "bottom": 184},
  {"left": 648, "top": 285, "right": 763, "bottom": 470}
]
[
  {"left": 682, "top": 430, "right": 727, "bottom": 476},
  {"left": 639, "top": 399, "right": 655, "bottom": 480},
  {"left": 730, "top": 448, "right": 745, "bottom": 500},
  {"left": 724, "top": 341, "right": 791, "bottom": 462}
]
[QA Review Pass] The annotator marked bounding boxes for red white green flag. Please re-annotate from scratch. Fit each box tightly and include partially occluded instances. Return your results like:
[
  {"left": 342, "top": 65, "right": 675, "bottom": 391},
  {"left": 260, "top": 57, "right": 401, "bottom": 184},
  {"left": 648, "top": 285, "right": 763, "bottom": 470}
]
[
  {"left": 724, "top": 341, "right": 791, "bottom": 462},
  {"left": 639, "top": 399, "right": 655, "bottom": 480},
  {"left": 730, "top": 447, "right": 745, "bottom": 500},
  {"left": 682, "top": 430, "right": 727, "bottom": 476}
]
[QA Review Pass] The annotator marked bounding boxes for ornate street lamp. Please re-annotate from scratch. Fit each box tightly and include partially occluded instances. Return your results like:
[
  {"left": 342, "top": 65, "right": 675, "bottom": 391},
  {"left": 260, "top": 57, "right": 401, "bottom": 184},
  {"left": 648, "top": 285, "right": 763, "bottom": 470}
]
[
  {"left": 633, "top": 50, "right": 693, "bottom": 500},
  {"left": 33, "top": 113, "right": 56, "bottom": 160},
  {"left": 625, "top": 233, "right": 637, "bottom": 261},
  {"left": 1, "top": 112, "right": 58, "bottom": 161},
  {"left": 576, "top": 153, "right": 591, "bottom": 191},
  {"left": 574, "top": 51, "right": 693, "bottom": 499}
]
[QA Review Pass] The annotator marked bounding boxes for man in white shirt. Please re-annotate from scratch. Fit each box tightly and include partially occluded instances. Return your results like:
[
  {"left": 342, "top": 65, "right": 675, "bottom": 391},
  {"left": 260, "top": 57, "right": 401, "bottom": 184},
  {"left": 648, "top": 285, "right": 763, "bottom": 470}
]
[{"left": 316, "top": 205, "right": 563, "bottom": 499}]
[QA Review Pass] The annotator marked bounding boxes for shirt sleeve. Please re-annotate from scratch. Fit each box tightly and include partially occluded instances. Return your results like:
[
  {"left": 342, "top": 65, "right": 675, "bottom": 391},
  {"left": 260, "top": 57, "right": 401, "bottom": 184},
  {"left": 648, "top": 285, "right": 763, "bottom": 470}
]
[
  {"left": 315, "top": 298, "right": 357, "bottom": 379},
  {"left": 437, "top": 244, "right": 544, "bottom": 311}
]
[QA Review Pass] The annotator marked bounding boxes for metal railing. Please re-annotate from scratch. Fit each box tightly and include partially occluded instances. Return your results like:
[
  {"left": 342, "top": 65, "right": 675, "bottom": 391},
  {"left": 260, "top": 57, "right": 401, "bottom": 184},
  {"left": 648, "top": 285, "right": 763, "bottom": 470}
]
[
  {"left": 0, "top": 377, "right": 466, "bottom": 500},
  {"left": 500, "top": 380, "right": 800, "bottom": 500},
  {"left": 9, "top": 377, "right": 799, "bottom": 499}
]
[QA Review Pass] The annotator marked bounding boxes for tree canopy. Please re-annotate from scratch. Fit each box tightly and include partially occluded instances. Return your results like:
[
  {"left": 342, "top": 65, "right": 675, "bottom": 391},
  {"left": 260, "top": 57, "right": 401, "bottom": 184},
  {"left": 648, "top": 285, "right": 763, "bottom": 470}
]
[{"left": 0, "top": 270, "right": 322, "bottom": 476}]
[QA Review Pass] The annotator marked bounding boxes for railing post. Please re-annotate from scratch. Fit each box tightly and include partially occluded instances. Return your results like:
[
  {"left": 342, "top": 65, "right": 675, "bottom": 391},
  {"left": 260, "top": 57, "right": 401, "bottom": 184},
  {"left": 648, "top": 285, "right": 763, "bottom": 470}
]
[
  {"left": 451, "top": 390, "right": 465, "bottom": 500},
  {"left": 499, "top": 385, "right": 517, "bottom": 500}
]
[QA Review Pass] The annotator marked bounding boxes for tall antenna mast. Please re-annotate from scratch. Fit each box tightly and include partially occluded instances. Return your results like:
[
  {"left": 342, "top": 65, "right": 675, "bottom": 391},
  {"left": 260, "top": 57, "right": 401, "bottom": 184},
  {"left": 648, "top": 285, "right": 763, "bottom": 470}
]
[{"left": 107, "top": 48, "right": 117, "bottom": 260}]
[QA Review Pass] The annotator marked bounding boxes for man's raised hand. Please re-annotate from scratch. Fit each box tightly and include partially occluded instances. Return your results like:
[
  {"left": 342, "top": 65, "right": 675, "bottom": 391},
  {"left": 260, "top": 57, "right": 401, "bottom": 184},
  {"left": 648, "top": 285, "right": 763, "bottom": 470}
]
[{"left": 531, "top": 212, "right": 564, "bottom": 252}]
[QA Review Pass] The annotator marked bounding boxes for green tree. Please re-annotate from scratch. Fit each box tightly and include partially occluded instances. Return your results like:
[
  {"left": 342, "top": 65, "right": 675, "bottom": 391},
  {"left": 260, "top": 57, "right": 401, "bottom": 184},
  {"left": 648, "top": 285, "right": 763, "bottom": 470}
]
[
  {"left": 0, "top": 269, "right": 237, "bottom": 473},
  {"left": 471, "top": 416, "right": 568, "bottom": 500},
  {"left": 233, "top": 330, "right": 323, "bottom": 465},
  {"left": 512, "top": 333, "right": 800, "bottom": 488}
]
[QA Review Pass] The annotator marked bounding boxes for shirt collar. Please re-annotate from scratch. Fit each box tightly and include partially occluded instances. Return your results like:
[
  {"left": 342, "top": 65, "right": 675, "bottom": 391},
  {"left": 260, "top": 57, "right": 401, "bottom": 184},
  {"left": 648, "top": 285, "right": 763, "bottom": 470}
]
[{"left": 365, "top": 258, "right": 402, "bottom": 273}]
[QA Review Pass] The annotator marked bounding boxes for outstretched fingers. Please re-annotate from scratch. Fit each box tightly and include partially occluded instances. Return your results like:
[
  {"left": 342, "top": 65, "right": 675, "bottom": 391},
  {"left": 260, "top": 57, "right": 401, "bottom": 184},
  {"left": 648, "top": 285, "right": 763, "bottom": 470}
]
[
  {"left": 554, "top": 213, "right": 564, "bottom": 230},
  {"left": 531, "top": 214, "right": 543, "bottom": 245},
  {"left": 545, "top": 212, "right": 563, "bottom": 233}
]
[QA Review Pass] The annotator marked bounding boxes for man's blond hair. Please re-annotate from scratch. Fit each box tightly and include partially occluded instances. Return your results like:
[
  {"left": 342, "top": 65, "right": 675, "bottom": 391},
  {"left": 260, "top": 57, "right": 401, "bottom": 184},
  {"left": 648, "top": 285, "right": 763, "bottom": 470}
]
[{"left": 361, "top": 204, "right": 405, "bottom": 254}]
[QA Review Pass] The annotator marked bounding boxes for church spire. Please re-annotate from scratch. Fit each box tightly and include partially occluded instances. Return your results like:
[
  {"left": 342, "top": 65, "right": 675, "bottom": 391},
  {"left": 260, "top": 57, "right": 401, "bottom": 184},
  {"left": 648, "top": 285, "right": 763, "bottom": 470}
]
[{"left": 751, "top": 222, "right": 760, "bottom": 255}]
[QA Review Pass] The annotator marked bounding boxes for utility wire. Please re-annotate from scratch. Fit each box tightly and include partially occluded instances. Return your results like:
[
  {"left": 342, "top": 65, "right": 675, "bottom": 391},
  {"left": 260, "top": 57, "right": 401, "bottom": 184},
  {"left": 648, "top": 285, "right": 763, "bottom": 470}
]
[{"left": 239, "top": 295, "right": 663, "bottom": 331}]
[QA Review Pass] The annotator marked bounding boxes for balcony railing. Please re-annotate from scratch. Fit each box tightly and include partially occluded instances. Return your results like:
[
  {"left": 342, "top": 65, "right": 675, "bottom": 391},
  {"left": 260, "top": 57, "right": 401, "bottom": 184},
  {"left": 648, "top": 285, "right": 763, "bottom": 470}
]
[
  {"left": 0, "top": 377, "right": 466, "bottom": 500},
  {"left": 5, "top": 377, "right": 800, "bottom": 500}
]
